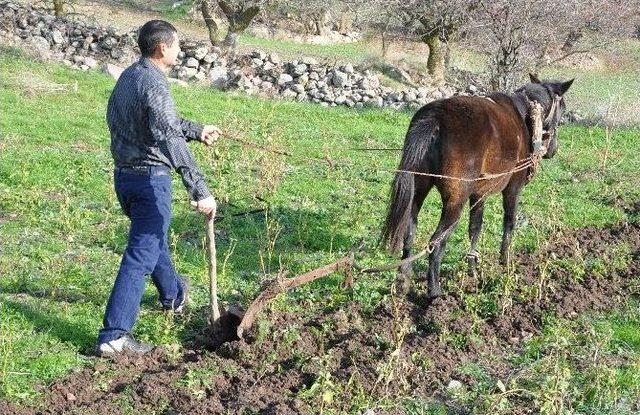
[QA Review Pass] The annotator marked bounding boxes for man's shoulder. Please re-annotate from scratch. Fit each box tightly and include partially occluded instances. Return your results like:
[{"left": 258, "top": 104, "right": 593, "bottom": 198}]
[{"left": 116, "top": 61, "right": 167, "bottom": 95}]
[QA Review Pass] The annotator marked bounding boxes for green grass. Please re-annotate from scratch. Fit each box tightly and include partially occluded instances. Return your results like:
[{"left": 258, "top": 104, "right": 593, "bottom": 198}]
[
  {"left": 450, "top": 303, "right": 640, "bottom": 414},
  {"left": 0, "top": 48, "right": 639, "bottom": 410}
]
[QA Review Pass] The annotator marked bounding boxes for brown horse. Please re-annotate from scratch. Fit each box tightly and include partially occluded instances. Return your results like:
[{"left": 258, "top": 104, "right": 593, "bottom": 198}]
[{"left": 382, "top": 74, "right": 574, "bottom": 298}]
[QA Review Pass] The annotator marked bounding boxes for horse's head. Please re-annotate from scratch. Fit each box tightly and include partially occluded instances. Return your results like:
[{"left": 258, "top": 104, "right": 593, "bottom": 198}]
[{"left": 517, "top": 74, "right": 574, "bottom": 159}]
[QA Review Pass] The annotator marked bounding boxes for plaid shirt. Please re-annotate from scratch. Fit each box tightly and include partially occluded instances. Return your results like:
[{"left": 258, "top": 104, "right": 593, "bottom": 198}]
[{"left": 107, "top": 57, "right": 211, "bottom": 201}]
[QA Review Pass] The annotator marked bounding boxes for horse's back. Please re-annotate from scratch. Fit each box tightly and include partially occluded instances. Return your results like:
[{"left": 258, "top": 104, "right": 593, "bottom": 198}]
[{"left": 408, "top": 94, "right": 529, "bottom": 188}]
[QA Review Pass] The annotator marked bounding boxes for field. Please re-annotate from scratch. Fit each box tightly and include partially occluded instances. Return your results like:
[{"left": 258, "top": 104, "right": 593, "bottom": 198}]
[{"left": 1, "top": 40, "right": 640, "bottom": 414}]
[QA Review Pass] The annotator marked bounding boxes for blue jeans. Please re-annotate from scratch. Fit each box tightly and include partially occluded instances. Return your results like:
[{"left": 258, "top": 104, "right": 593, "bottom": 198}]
[{"left": 98, "top": 167, "right": 183, "bottom": 344}]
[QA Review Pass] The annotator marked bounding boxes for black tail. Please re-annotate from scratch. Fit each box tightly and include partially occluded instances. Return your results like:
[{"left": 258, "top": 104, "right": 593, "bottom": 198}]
[{"left": 381, "top": 114, "right": 439, "bottom": 253}]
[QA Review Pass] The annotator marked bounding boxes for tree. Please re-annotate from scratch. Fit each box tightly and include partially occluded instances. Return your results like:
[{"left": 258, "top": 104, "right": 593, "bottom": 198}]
[
  {"left": 401, "top": 0, "right": 476, "bottom": 83},
  {"left": 199, "top": 0, "right": 224, "bottom": 46},
  {"left": 472, "top": 0, "right": 639, "bottom": 90},
  {"left": 53, "top": 0, "right": 65, "bottom": 16},
  {"left": 354, "top": 0, "right": 476, "bottom": 84},
  {"left": 197, "top": 0, "right": 266, "bottom": 51}
]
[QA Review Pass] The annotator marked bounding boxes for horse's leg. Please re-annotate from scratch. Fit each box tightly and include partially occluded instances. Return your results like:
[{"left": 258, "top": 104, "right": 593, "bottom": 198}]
[
  {"left": 500, "top": 185, "right": 523, "bottom": 265},
  {"left": 467, "top": 194, "right": 485, "bottom": 275},
  {"left": 396, "top": 181, "right": 431, "bottom": 293},
  {"left": 399, "top": 178, "right": 432, "bottom": 275},
  {"left": 427, "top": 194, "right": 466, "bottom": 298}
]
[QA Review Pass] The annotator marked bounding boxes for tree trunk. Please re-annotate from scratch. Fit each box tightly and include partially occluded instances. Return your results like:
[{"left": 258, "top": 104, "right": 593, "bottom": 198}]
[
  {"left": 222, "top": 30, "right": 239, "bottom": 51},
  {"left": 53, "top": 0, "right": 65, "bottom": 17},
  {"left": 200, "top": 0, "right": 222, "bottom": 46},
  {"left": 217, "top": 0, "right": 260, "bottom": 53},
  {"left": 422, "top": 33, "right": 445, "bottom": 84}
]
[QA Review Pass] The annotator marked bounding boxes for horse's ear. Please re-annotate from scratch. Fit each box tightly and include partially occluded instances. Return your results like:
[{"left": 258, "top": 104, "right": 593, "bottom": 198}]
[
  {"left": 529, "top": 73, "right": 541, "bottom": 83},
  {"left": 554, "top": 78, "right": 574, "bottom": 95}
]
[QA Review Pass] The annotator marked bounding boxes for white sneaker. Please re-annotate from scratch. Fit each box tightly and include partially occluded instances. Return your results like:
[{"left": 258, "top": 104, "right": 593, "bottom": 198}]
[{"left": 97, "top": 334, "right": 154, "bottom": 356}]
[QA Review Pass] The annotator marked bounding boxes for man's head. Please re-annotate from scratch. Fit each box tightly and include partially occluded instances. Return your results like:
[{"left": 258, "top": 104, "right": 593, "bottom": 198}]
[{"left": 138, "top": 20, "right": 180, "bottom": 69}]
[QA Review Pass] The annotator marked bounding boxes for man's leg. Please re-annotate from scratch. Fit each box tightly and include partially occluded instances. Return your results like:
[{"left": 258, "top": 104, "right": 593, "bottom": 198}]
[
  {"left": 98, "top": 174, "right": 171, "bottom": 344},
  {"left": 151, "top": 242, "right": 183, "bottom": 309},
  {"left": 147, "top": 176, "right": 187, "bottom": 310}
]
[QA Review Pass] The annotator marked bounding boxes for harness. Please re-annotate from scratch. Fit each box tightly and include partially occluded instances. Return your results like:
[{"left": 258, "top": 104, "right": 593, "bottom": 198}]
[{"left": 526, "top": 93, "right": 561, "bottom": 179}]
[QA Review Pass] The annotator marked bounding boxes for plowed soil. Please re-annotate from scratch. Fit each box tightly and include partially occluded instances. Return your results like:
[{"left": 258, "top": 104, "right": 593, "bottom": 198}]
[{"left": 3, "top": 205, "right": 639, "bottom": 415}]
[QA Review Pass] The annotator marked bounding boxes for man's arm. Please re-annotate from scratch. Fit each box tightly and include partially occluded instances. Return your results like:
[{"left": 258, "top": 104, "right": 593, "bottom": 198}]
[
  {"left": 145, "top": 84, "right": 211, "bottom": 202},
  {"left": 180, "top": 118, "right": 204, "bottom": 142}
]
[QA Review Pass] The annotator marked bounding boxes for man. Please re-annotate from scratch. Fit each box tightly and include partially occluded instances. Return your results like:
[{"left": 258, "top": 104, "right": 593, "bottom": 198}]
[{"left": 97, "top": 20, "right": 219, "bottom": 355}]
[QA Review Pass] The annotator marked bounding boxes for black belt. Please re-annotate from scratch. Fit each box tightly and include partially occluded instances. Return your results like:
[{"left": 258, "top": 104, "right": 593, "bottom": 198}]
[{"left": 115, "top": 165, "right": 170, "bottom": 176}]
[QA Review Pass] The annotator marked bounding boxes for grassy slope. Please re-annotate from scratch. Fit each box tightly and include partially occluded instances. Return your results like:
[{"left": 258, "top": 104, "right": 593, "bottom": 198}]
[{"left": 0, "top": 48, "right": 639, "bottom": 411}]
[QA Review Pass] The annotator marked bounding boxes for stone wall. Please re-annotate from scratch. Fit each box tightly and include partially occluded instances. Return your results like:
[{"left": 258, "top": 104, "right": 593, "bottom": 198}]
[{"left": 0, "top": 2, "right": 479, "bottom": 110}]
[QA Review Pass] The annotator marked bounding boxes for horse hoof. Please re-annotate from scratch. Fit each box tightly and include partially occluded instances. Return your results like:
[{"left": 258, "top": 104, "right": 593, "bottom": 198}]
[
  {"left": 427, "top": 288, "right": 443, "bottom": 299},
  {"left": 394, "top": 275, "right": 412, "bottom": 295},
  {"left": 398, "top": 265, "right": 413, "bottom": 277}
]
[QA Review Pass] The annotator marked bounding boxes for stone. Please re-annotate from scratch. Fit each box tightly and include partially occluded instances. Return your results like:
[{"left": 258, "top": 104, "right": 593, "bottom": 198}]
[
  {"left": 185, "top": 67, "right": 198, "bottom": 78},
  {"left": 100, "top": 37, "right": 117, "bottom": 50},
  {"left": 30, "top": 35, "right": 50, "bottom": 52},
  {"left": 102, "top": 63, "right": 124, "bottom": 80},
  {"left": 293, "top": 63, "right": 307, "bottom": 76},
  {"left": 277, "top": 73, "right": 293, "bottom": 85},
  {"left": 251, "top": 58, "right": 263, "bottom": 67},
  {"left": 398, "top": 69, "right": 412, "bottom": 83},
  {"left": 297, "top": 73, "right": 309, "bottom": 85},
  {"left": 262, "top": 61, "right": 275, "bottom": 71},
  {"left": 343, "top": 64, "right": 354, "bottom": 74},
  {"left": 282, "top": 88, "right": 297, "bottom": 99},
  {"left": 309, "top": 71, "right": 320, "bottom": 81},
  {"left": 367, "top": 76, "right": 380, "bottom": 88},
  {"left": 268, "top": 52, "right": 280, "bottom": 64},
  {"left": 302, "top": 56, "right": 318, "bottom": 65},
  {"left": 83, "top": 56, "right": 98, "bottom": 69},
  {"left": 194, "top": 46, "right": 208, "bottom": 60},
  {"left": 51, "top": 29, "right": 64, "bottom": 44},
  {"left": 251, "top": 50, "right": 266, "bottom": 60},
  {"left": 447, "top": 379, "right": 464, "bottom": 392},
  {"left": 404, "top": 91, "right": 417, "bottom": 102},
  {"left": 110, "top": 49, "right": 123, "bottom": 60},
  {"left": 388, "top": 91, "right": 403, "bottom": 102},
  {"left": 209, "top": 66, "right": 228, "bottom": 88},
  {"left": 332, "top": 70, "right": 348, "bottom": 88},
  {"left": 203, "top": 52, "right": 217, "bottom": 64},
  {"left": 185, "top": 57, "right": 199, "bottom": 68},
  {"left": 467, "top": 84, "right": 478, "bottom": 94}
]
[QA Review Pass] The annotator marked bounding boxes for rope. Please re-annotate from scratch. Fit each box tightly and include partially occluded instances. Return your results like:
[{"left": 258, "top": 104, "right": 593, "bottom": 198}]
[
  {"left": 388, "top": 158, "right": 534, "bottom": 182},
  {"left": 215, "top": 104, "right": 547, "bottom": 275},
  {"left": 222, "top": 132, "right": 337, "bottom": 168},
  {"left": 221, "top": 131, "right": 536, "bottom": 184}
]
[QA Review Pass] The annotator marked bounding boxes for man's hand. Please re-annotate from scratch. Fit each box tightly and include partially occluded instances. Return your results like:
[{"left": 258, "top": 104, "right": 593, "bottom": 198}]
[
  {"left": 200, "top": 125, "right": 221, "bottom": 146},
  {"left": 192, "top": 196, "right": 216, "bottom": 216}
]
